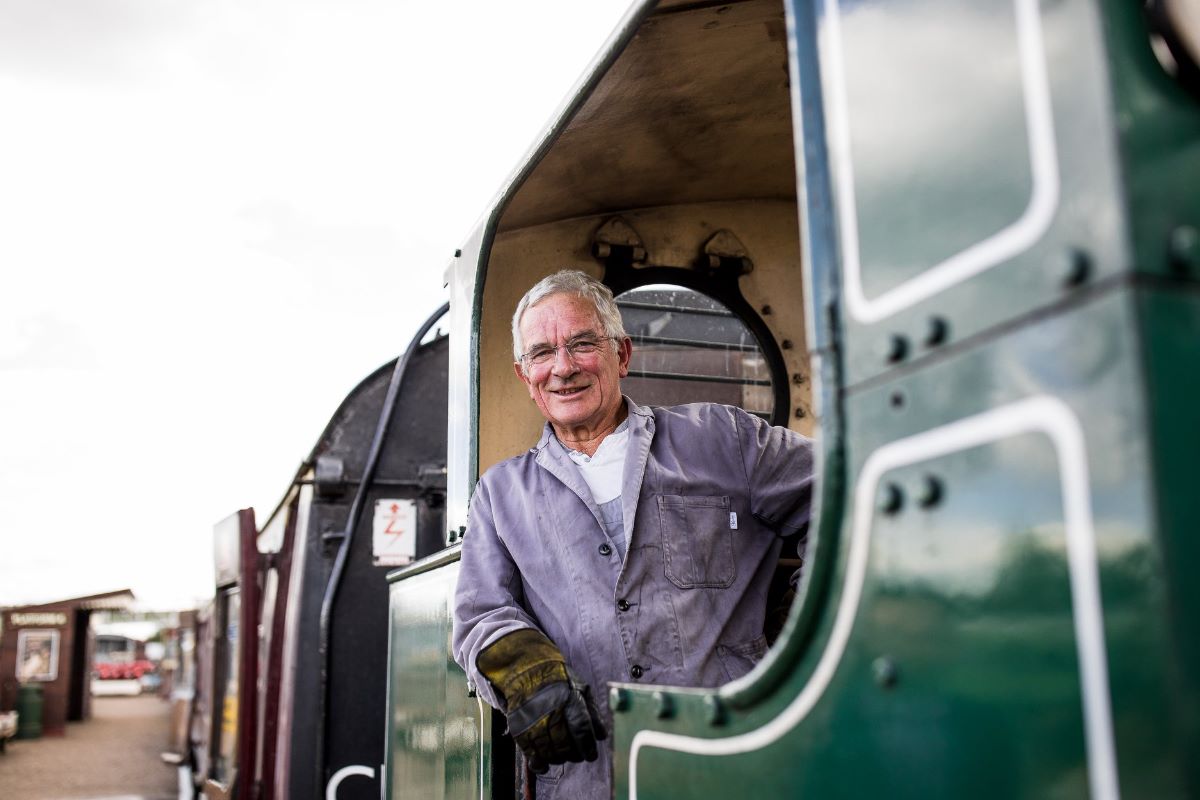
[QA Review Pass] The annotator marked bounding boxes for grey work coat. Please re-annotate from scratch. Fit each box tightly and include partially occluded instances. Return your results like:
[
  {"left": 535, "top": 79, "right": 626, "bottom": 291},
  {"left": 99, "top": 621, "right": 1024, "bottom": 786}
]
[{"left": 452, "top": 399, "right": 814, "bottom": 799}]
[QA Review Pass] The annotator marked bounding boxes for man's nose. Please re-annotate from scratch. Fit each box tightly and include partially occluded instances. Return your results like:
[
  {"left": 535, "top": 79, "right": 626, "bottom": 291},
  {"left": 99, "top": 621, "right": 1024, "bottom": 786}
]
[{"left": 550, "top": 345, "right": 579, "bottom": 376}]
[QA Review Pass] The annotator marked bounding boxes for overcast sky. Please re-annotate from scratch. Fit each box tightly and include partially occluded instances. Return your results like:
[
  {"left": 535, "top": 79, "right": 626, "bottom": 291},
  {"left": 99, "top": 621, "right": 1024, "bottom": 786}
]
[{"left": 0, "top": 0, "right": 633, "bottom": 610}]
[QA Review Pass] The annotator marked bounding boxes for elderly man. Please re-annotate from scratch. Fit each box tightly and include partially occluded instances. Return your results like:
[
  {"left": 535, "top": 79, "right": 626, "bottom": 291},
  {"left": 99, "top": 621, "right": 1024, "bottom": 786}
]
[{"left": 453, "top": 270, "right": 813, "bottom": 799}]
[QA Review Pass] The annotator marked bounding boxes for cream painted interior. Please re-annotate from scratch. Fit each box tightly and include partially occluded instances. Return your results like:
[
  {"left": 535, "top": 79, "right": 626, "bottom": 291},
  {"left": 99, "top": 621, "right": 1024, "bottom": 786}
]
[{"left": 477, "top": 0, "right": 810, "bottom": 475}]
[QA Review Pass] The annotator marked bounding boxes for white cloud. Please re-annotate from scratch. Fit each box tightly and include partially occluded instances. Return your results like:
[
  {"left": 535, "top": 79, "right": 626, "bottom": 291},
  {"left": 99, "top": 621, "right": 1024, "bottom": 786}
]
[{"left": 0, "top": 0, "right": 633, "bottom": 609}]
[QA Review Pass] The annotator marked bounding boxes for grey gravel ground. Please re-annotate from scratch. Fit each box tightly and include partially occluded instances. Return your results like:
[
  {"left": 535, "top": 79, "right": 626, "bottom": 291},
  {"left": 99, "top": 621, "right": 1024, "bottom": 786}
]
[{"left": 0, "top": 695, "right": 177, "bottom": 800}]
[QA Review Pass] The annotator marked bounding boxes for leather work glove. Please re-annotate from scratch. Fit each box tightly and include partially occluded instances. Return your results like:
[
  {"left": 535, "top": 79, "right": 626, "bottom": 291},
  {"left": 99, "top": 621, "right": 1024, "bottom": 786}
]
[{"left": 476, "top": 628, "right": 607, "bottom": 774}]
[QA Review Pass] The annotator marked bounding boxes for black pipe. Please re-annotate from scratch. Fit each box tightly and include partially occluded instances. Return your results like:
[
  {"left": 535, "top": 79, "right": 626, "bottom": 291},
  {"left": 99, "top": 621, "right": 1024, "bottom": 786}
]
[{"left": 314, "top": 301, "right": 450, "bottom": 793}]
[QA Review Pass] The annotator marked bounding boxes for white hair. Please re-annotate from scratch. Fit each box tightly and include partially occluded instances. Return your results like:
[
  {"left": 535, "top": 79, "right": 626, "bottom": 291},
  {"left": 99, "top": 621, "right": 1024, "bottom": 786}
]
[{"left": 511, "top": 270, "right": 627, "bottom": 364}]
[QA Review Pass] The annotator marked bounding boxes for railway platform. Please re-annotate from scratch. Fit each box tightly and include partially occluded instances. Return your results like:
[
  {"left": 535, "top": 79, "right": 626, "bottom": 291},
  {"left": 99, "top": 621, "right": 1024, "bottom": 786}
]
[{"left": 0, "top": 695, "right": 178, "bottom": 800}]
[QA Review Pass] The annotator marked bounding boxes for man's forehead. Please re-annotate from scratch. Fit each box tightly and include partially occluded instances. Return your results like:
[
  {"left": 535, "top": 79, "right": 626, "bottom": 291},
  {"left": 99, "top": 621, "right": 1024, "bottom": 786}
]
[{"left": 520, "top": 294, "right": 603, "bottom": 338}]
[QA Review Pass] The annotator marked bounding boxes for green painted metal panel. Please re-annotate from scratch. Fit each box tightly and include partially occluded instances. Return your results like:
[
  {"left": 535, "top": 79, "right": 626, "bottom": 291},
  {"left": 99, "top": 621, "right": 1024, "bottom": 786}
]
[
  {"left": 801, "top": 0, "right": 1200, "bottom": 392},
  {"left": 613, "top": 289, "right": 1190, "bottom": 798},
  {"left": 1133, "top": 284, "right": 1200, "bottom": 795},
  {"left": 834, "top": 1, "right": 1036, "bottom": 301},
  {"left": 1100, "top": 0, "right": 1200, "bottom": 284},
  {"left": 386, "top": 554, "right": 491, "bottom": 800},
  {"left": 819, "top": 0, "right": 1134, "bottom": 388}
]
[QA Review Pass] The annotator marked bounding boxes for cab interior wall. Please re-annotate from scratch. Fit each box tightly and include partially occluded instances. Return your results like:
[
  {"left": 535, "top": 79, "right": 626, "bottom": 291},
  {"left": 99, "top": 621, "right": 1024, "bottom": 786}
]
[{"left": 478, "top": 0, "right": 808, "bottom": 474}]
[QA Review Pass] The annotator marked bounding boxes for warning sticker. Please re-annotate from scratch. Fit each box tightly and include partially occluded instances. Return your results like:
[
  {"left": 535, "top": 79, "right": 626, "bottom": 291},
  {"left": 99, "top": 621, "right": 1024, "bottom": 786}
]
[{"left": 373, "top": 499, "right": 417, "bottom": 567}]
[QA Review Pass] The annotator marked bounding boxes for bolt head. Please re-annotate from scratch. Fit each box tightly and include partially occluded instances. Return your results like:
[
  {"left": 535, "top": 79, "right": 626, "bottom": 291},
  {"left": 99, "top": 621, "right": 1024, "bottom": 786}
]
[
  {"left": 916, "top": 475, "right": 943, "bottom": 509},
  {"left": 1170, "top": 225, "right": 1200, "bottom": 273},
  {"left": 1059, "top": 247, "right": 1091, "bottom": 288},
  {"left": 879, "top": 483, "right": 904, "bottom": 515},
  {"left": 872, "top": 656, "right": 899, "bottom": 689},
  {"left": 704, "top": 695, "right": 727, "bottom": 726},
  {"left": 653, "top": 691, "right": 674, "bottom": 719},
  {"left": 924, "top": 316, "right": 949, "bottom": 347},
  {"left": 881, "top": 334, "right": 909, "bottom": 364}
]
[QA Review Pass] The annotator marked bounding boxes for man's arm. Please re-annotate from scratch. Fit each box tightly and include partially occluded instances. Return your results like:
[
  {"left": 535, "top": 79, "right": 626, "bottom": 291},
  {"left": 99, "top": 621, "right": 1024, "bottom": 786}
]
[
  {"left": 733, "top": 406, "right": 816, "bottom": 537},
  {"left": 733, "top": 407, "right": 815, "bottom": 644},
  {"left": 451, "top": 472, "right": 605, "bottom": 771},
  {"left": 451, "top": 475, "right": 544, "bottom": 709}
]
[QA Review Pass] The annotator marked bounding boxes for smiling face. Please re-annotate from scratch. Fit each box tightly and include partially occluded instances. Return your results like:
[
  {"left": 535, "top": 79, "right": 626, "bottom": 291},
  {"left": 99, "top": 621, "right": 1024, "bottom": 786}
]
[{"left": 514, "top": 292, "right": 632, "bottom": 450}]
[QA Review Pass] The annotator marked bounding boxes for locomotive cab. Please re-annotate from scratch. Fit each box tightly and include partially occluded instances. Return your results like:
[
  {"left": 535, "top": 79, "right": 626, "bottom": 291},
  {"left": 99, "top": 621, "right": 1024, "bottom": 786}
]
[
  {"left": 389, "top": 1, "right": 817, "bottom": 797},
  {"left": 389, "top": 0, "right": 1200, "bottom": 796}
]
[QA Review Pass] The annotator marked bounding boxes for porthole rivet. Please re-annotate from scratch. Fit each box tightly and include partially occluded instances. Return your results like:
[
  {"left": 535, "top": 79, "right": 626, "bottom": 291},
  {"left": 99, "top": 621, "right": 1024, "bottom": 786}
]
[
  {"left": 761, "top": 305, "right": 773, "bottom": 316},
  {"left": 704, "top": 695, "right": 727, "bottom": 726},
  {"left": 1060, "top": 247, "right": 1091, "bottom": 288},
  {"left": 610, "top": 687, "right": 630, "bottom": 713},
  {"left": 916, "top": 475, "right": 943, "bottom": 509},
  {"left": 781, "top": 339, "right": 794, "bottom": 350},
  {"left": 653, "top": 691, "right": 675, "bottom": 719},
  {"left": 881, "top": 334, "right": 909, "bottom": 364},
  {"left": 879, "top": 483, "right": 903, "bottom": 515},
  {"left": 924, "top": 316, "right": 949, "bottom": 347},
  {"left": 794, "top": 407, "right": 807, "bottom": 419},
  {"left": 872, "top": 656, "right": 899, "bottom": 689},
  {"left": 792, "top": 373, "right": 806, "bottom": 385}
]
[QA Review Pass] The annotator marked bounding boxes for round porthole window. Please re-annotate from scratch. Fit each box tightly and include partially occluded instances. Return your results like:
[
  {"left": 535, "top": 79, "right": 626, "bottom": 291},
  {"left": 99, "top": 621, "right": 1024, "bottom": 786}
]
[{"left": 616, "top": 284, "right": 781, "bottom": 423}]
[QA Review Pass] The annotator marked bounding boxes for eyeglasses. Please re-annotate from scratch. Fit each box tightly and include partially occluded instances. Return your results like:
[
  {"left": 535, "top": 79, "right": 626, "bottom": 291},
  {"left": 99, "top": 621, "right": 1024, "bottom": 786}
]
[{"left": 519, "top": 336, "right": 618, "bottom": 367}]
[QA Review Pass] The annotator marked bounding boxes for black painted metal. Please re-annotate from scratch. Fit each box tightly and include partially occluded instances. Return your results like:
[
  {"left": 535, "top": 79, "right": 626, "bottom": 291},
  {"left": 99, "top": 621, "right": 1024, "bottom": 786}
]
[
  {"left": 313, "top": 303, "right": 450, "bottom": 798},
  {"left": 275, "top": 312, "right": 448, "bottom": 800}
]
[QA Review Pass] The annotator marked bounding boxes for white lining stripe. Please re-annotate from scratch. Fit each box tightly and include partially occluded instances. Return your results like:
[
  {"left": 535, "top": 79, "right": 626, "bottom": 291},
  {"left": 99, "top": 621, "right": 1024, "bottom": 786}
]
[
  {"left": 629, "top": 396, "right": 1119, "bottom": 800},
  {"left": 825, "top": 0, "right": 1061, "bottom": 324}
]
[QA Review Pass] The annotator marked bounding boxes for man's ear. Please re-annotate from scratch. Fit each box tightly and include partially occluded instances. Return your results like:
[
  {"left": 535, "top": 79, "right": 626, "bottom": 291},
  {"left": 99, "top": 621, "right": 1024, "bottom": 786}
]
[
  {"left": 616, "top": 337, "right": 633, "bottom": 378},
  {"left": 513, "top": 361, "right": 531, "bottom": 386}
]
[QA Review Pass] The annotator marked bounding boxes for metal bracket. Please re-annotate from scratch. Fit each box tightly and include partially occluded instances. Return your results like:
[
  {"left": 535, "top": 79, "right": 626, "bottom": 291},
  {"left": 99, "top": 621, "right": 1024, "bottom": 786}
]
[
  {"left": 701, "top": 229, "right": 753, "bottom": 275},
  {"left": 321, "top": 528, "right": 346, "bottom": 553},
  {"left": 592, "top": 216, "right": 648, "bottom": 264},
  {"left": 314, "top": 455, "right": 346, "bottom": 498}
]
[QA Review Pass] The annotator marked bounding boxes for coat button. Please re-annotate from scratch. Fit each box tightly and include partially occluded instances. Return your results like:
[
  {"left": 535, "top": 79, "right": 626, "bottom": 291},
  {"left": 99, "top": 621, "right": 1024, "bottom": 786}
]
[
  {"left": 599, "top": 543, "right": 613, "bottom": 557},
  {"left": 617, "top": 598, "right": 630, "bottom": 612},
  {"left": 631, "top": 664, "right": 644, "bottom": 679}
]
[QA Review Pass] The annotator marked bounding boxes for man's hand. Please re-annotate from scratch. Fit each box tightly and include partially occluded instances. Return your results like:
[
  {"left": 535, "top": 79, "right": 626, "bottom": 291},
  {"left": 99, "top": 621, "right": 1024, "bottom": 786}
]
[{"left": 476, "top": 628, "right": 607, "bottom": 773}]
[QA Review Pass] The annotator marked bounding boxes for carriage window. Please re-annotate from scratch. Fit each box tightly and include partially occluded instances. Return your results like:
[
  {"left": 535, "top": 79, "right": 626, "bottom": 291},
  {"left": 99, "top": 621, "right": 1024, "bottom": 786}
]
[{"left": 617, "top": 285, "right": 776, "bottom": 420}]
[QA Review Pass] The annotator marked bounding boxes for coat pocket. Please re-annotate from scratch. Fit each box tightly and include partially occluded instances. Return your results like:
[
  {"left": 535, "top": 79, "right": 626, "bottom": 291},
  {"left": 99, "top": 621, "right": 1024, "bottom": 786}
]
[
  {"left": 532, "top": 760, "right": 565, "bottom": 798},
  {"left": 716, "top": 634, "right": 769, "bottom": 682},
  {"left": 657, "top": 494, "right": 735, "bottom": 589}
]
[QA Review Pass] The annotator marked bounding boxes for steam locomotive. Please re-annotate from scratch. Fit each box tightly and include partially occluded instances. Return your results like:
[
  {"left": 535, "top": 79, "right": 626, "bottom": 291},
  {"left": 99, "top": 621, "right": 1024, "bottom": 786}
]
[{"left": 175, "top": 1, "right": 1200, "bottom": 798}]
